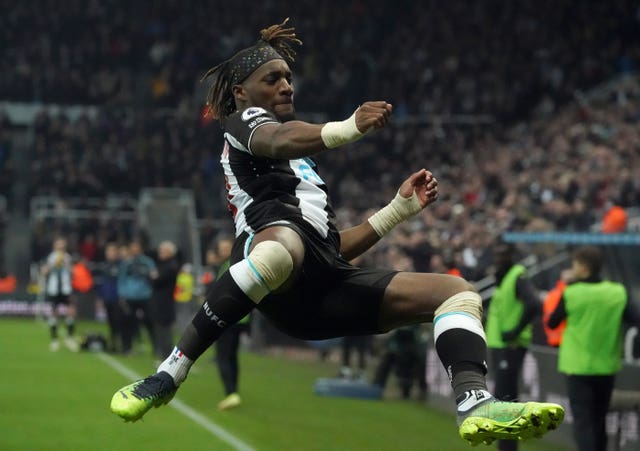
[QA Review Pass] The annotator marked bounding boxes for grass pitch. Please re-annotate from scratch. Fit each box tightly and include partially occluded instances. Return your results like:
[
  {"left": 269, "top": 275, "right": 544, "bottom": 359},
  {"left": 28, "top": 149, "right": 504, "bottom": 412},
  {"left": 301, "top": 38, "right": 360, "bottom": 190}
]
[{"left": 0, "top": 318, "right": 568, "bottom": 450}]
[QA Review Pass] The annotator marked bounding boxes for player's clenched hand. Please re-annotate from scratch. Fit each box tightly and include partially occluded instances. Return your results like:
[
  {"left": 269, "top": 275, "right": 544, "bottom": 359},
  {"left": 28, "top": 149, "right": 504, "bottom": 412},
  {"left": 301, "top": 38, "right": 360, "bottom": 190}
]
[
  {"left": 398, "top": 169, "right": 438, "bottom": 208},
  {"left": 355, "top": 101, "right": 393, "bottom": 133}
]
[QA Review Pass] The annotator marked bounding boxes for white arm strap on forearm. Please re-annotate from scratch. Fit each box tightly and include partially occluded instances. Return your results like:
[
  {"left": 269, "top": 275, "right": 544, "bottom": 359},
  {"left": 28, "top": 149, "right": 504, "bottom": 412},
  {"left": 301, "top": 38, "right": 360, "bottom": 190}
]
[
  {"left": 368, "top": 191, "right": 422, "bottom": 237},
  {"left": 320, "top": 109, "right": 364, "bottom": 149}
]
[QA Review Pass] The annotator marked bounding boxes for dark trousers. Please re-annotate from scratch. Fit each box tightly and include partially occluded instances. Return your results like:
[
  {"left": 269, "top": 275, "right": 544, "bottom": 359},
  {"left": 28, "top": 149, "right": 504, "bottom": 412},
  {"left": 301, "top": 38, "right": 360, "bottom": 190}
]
[
  {"left": 341, "top": 335, "right": 371, "bottom": 370},
  {"left": 121, "top": 299, "right": 154, "bottom": 354},
  {"left": 215, "top": 323, "right": 248, "bottom": 395},
  {"left": 373, "top": 350, "right": 426, "bottom": 399},
  {"left": 490, "top": 346, "right": 527, "bottom": 451},
  {"left": 566, "top": 374, "right": 614, "bottom": 451},
  {"left": 104, "top": 302, "right": 123, "bottom": 352},
  {"left": 154, "top": 323, "right": 174, "bottom": 360}
]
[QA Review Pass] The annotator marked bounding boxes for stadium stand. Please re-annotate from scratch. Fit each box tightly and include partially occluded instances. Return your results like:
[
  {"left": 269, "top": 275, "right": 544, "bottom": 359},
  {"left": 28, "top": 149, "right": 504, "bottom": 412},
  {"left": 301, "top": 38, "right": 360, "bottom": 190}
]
[
  {"left": 2, "top": 3, "right": 640, "bottom": 448},
  {"left": 0, "top": 0, "right": 637, "bottom": 283},
  {"left": 2, "top": 0, "right": 638, "bottom": 118}
]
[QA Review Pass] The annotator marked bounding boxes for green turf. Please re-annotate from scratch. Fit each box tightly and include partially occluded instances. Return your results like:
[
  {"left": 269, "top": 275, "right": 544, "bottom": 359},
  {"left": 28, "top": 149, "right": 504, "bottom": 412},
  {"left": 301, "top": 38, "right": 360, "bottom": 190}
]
[{"left": 0, "top": 318, "right": 569, "bottom": 450}]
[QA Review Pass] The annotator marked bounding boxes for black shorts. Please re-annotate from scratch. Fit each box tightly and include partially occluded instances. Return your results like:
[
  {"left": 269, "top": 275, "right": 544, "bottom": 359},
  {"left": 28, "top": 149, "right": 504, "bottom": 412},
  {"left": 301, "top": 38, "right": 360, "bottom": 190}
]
[
  {"left": 231, "top": 223, "right": 398, "bottom": 340},
  {"left": 47, "top": 294, "right": 71, "bottom": 307}
]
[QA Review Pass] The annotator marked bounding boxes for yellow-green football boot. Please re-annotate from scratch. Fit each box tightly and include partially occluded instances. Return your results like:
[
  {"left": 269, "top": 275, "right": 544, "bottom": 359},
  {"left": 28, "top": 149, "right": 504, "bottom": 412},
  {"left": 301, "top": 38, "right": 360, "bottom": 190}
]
[
  {"left": 457, "top": 390, "right": 564, "bottom": 446},
  {"left": 111, "top": 371, "right": 177, "bottom": 422}
]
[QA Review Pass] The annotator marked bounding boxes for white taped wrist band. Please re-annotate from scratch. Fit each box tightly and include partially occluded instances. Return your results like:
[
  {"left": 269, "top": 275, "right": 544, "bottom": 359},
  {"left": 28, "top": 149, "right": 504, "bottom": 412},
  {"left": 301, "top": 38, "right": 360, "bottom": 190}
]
[
  {"left": 320, "top": 109, "right": 364, "bottom": 149},
  {"left": 368, "top": 190, "right": 422, "bottom": 237}
]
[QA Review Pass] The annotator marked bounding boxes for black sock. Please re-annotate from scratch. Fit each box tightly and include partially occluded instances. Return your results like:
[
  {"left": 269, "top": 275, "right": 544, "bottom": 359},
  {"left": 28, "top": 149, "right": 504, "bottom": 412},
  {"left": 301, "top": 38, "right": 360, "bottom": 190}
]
[
  {"left": 452, "top": 366, "right": 488, "bottom": 400},
  {"left": 435, "top": 329, "right": 488, "bottom": 400},
  {"left": 177, "top": 271, "right": 255, "bottom": 360}
]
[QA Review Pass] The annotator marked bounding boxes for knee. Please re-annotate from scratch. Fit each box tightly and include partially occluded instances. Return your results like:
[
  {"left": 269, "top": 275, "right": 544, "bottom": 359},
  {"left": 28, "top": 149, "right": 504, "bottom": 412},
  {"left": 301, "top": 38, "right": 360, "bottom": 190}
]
[
  {"left": 434, "top": 287, "right": 483, "bottom": 323},
  {"left": 230, "top": 240, "right": 295, "bottom": 304},
  {"left": 248, "top": 240, "right": 294, "bottom": 291}
]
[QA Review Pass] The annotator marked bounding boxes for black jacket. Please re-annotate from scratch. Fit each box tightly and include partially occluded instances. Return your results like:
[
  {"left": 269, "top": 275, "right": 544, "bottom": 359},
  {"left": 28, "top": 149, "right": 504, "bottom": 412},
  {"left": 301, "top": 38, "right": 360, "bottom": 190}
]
[{"left": 151, "top": 257, "right": 180, "bottom": 325}]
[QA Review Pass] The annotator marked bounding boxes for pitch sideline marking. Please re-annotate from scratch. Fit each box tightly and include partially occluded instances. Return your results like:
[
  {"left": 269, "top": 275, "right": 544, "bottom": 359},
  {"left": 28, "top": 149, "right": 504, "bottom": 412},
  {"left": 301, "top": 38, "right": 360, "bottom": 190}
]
[{"left": 97, "top": 352, "right": 256, "bottom": 451}]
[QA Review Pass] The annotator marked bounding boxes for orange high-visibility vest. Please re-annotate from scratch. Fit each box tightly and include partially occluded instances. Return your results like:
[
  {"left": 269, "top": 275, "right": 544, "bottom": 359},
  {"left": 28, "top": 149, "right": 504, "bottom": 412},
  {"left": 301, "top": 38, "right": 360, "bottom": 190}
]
[
  {"left": 602, "top": 205, "right": 627, "bottom": 233},
  {"left": 543, "top": 280, "right": 567, "bottom": 346},
  {"left": 72, "top": 262, "right": 94, "bottom": 293},
  {"left": 0, "top": 274, "right": 17, "bottom": 293}
]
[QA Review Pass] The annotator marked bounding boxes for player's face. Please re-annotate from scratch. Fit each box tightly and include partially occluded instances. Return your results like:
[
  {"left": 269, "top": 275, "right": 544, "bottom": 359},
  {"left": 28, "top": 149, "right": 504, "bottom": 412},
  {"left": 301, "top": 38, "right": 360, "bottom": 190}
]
[
  {"left": 105, "top": 245, "right": 118, "bottom": 261},
  {"left": 571, "top": 259, "right": 589, "bottom": 280},
  {"left": 241, "top": 59, "right": 295, "bottom": 121},
  {"left": 54, "top": 239, "right": 66, "bottom": 252}
]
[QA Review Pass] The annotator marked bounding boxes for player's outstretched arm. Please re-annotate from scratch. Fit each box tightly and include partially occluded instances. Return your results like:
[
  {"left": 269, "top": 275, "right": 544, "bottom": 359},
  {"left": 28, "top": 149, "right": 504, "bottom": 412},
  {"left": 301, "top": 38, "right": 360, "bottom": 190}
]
[
  {"left": 339, "top": 169, "right": 438, "bottom": 261},
  {"left": 250, "top": 101, "right": 393, "bottom": 159}
]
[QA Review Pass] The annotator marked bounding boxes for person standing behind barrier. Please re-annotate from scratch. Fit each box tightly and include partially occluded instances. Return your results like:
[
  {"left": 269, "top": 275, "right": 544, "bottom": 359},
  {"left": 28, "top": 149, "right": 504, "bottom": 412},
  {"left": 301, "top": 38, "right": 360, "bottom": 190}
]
[
  {"left": 95, "top": 243, "right": 122, "bottom": 352},
  {"left": 151, "top": 241, "right": 180, "bottom": 361},
  {"left": 373, "top": 324, "right": 427, "bottom": 400},
  {"left": 207, "top": 237, "right": 250, "bottom": 411},
  {"left": 41, "top": 237, "right": 79, "bottom": 352},
  {"left": 118, "top": 239, "right": 157, "bottom": 355},
  {"left": 214, "top": 259, "right": 251, "bottom": 411},
  {"left": 485, "top": 241, "right": 541, "bottom": 451},
  {"left": 547, "top": 246, "right": 639, "bottom": 451},
  {"left": 541, "top": 269, "right": 571, "bottom": 348},
  {"left": 338, "top": 335, "right": 372, "bottom": 380},
  {"left": 174, "top": 263, "right": 195, "bottom": 332}
]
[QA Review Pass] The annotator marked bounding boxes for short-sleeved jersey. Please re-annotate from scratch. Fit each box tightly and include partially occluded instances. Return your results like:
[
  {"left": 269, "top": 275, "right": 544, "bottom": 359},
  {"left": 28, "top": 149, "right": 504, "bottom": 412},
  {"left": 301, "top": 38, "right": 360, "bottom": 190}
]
[
  {"left": 221, "top": 107, "right": 340, "bottom": 249},
  {"left": 45, "top": 251, "right": 73, "bottom": 296}
]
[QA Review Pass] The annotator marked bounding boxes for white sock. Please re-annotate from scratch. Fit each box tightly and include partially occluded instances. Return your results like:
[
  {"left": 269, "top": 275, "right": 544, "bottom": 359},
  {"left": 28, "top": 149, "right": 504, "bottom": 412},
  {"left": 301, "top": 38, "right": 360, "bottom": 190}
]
[
  {"left": 157, "top": 347, "right": 193, "bottom": 386},
  {"left": 456, "top": 389, "right": 493, "bottom": 414}
]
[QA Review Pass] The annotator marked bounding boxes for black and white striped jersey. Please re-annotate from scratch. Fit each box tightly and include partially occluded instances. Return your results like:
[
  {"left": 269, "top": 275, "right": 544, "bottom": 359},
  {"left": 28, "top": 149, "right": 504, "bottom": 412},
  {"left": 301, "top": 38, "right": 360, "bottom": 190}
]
[{"left": 221, "top": 107, "right": 340, "bottom": 248}]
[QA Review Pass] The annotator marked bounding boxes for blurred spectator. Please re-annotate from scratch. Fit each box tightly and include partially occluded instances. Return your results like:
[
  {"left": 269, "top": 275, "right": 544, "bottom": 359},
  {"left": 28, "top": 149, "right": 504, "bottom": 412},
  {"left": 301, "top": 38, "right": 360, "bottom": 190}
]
[
  {"left": 41, "top": 237, "right": 79, "bottom": 352},
  {"left": 212, "top": 237, "right": 250, "bottom": 412},
  {"left": 430, "top": 252, "right": 463, "bottom": 278},
  {"left": 79, "top": 233, "right": 98, "bottom": 262},
  {"left": 373, "top": 325, "right": 428, "bottom": 400},
  {"left": 117, "top": 239, "right": 157, "bottom": 355},
  {"left": 0, "top": 264, "right": 17, "bottom": 295},
  {"left": 71, "top": 256, "right": 94, "bottom": 294},
  {"left": 174, "top": 262, "right": 196, "bottom": 333},
  {"left": 338, "top": 335, "right": 372, "bottom": 381},
  {"left": 600, "top": 203, "right": 627, "bottom": 233},
  {"left": 541, "top": 269, "right": 571, "bottom": 348},
  {"left": 547, "top": 246, "right": 640, "bottom": 451},
  {"left": 151, "top": 240, "right": 180, "bottom": 361},
  {"left": 94, "top": 243, "right": 122, "bottom": 353},
  {"left": 214, "top": 258, "right": 251, "bottom": 412}
]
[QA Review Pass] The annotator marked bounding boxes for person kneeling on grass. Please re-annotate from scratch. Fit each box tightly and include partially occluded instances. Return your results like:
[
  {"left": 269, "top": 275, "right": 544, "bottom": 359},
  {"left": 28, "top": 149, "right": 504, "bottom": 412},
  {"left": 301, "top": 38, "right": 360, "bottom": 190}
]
[{"left": 110, "top": 19, "right": 564, "bottom": 446}]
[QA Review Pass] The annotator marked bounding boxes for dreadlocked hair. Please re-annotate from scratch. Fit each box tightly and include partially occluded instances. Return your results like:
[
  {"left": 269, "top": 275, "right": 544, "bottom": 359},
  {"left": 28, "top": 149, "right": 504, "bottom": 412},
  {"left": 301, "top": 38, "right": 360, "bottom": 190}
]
[
  {"left": 259, "top": 17, "right": 302, "bottom": 63},
  {"left": 201, "top": 18, "right": 302, "bottom": 121},
  {"left": 200, "top": 60, "right": 235, "bottom": 120}
]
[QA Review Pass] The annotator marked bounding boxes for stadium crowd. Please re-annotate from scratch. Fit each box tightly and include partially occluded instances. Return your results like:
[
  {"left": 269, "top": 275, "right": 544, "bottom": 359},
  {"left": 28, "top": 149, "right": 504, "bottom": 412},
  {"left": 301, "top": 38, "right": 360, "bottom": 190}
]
[
  {"left": 2, "top": 0, "right": 638, "bottom": 117},
  {"left": 0, "top": 0, "right": 638, "bottom": 283},
  {"left": 24, "top": 73, "right": 640, "bottom": 282}
]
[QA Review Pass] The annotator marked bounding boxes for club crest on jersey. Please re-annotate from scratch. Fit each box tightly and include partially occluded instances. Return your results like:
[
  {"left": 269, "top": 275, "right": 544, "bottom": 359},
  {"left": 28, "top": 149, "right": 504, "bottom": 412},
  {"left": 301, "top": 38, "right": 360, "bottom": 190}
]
[{"left": 242, "top": 107, "right": 267, "bottom": 121}]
